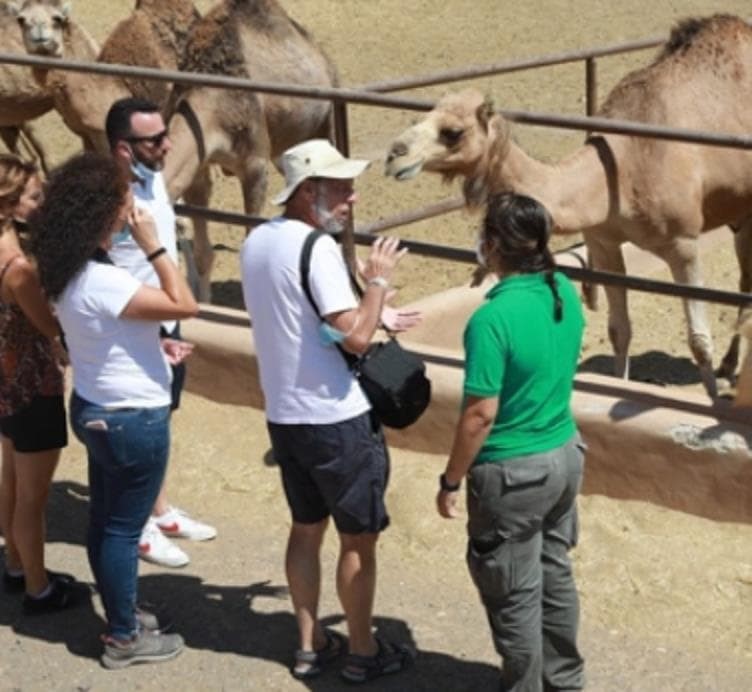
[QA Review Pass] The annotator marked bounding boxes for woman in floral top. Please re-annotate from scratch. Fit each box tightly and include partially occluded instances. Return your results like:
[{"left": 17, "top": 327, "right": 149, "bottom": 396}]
[{"left": 0, "top": 155, "right": 80, "bottom": 614}]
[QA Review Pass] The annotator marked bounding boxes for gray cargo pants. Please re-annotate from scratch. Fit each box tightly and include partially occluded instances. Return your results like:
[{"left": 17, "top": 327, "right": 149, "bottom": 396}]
[{"left": 466, "top": 435, "right": 586, "bottom": 692}]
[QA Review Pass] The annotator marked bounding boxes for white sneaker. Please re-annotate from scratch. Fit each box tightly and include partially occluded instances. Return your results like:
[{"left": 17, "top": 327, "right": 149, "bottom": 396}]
[
  {"left": 154, "top": 507, "right": 217, "bottom": 542},
  {"left": 139, "top": 519, "right": 189, "bottom": 568}
]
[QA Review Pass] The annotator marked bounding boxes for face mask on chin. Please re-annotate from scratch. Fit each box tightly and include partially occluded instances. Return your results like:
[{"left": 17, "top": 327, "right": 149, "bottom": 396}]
[
  {"left": 112, "top": 222, "right": 132, "bottom": 245},
  {"left": 130, "top": 158, "right": 157, "bottom": 184}
]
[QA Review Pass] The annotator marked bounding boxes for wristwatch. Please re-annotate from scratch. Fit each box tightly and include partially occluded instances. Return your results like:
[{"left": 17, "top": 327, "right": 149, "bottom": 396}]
[{"left": 439, "top": 473, "right": 461, "bottom": 492}]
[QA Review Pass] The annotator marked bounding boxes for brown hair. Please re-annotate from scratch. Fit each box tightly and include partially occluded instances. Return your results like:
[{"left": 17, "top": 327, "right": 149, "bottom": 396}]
[{"left": 0, "top": 154, "right": 37, "bottom": 221}]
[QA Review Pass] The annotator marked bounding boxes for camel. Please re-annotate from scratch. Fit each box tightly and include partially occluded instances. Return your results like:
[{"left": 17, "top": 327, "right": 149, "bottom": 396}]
[
  {"left": 97, "top": 0, "right": 201, "bottom": 111},
  {"left": 14, "top": 0, "right": 199, "bottom": 152},
  {"left": 0, "top": 1, "right": 62, "bottom": 170},
  {"left": 385, "top": 14, "right": 752, "bottom": 400},
  {"left": 162, "top": 0, "right": 338, "bottom": 301},
  {"left": 12, "top": 0, "right": 104, "bottom": 148}
]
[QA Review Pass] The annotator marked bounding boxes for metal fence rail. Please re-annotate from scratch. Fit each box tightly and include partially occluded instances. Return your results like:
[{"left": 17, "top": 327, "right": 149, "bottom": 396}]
[
  {"left": 173, "top": 203, "right": 752, "bottom": 309},
  {"left": 3, "top": 27, "right": 751, "bottom": 311},
  {"left": 2, "top": 52, "right": 752, "bottom": 149}
]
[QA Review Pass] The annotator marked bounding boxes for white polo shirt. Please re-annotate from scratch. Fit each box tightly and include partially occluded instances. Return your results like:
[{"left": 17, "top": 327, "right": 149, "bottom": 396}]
[
  {"left": 240, "top": 217, "right": 370, "bottom": 425},
  {"left": 109, "top": 170, "right": 178, "bottom": 332}
]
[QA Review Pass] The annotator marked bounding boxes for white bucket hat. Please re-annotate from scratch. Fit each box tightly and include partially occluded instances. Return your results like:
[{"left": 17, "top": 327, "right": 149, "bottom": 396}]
[{"left": 272, "top": 139, "right": 370, "bottom": 205}]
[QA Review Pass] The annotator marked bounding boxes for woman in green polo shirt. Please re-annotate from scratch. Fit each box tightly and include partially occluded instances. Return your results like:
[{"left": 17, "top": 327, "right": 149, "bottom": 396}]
[{"left": 437, "top": 193, "right": 586, "bottom": 692}]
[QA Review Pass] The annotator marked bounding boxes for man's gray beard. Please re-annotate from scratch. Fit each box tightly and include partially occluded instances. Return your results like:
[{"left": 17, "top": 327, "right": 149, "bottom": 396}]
[{"left": 314, "top": 200, "right": 344, "bottom": 234}]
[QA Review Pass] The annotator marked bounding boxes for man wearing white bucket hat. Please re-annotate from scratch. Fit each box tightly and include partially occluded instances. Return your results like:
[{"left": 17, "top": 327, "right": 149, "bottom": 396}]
[{"left": 241, "top": 139, "right": 415, "bottom": 683}]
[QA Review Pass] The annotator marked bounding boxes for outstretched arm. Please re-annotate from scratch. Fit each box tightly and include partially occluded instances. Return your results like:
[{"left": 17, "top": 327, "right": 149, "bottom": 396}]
[{"left": 326, "top": 236, "right": 408, "bottom": 353}]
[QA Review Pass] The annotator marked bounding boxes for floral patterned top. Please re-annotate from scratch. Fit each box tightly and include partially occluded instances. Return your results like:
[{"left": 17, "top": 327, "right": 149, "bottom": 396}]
[{"left": 0, "top": 255, "right": 63, "bottom": 418}]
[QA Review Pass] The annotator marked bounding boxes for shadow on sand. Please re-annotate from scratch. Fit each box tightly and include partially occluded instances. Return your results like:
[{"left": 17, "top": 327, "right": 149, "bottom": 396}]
[{"left": 1, "top": 480, "right": 498, "bottom": 690}]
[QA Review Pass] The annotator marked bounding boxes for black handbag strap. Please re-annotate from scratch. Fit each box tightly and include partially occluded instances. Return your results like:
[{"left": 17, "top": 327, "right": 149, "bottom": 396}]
[
  {"left": 299, "top": 229, "right": 328, "bottom": 318},
  {"left": 299, "top": 229, "right": 360, "bottom": 368}
]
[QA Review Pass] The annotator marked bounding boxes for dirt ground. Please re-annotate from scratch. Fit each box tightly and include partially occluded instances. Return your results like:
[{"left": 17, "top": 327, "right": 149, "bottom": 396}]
[{"left": 1, "top": 1, "right": 751, "bottom": 690}]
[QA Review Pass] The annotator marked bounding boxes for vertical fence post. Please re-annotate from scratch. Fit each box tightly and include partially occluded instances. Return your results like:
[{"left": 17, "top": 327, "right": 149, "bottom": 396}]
[
  {"left": 585, "top": 57, "right": 598, "bottom": 117},
  {"left": 333, "top": 100, "right": 357, "bottom": 272}
]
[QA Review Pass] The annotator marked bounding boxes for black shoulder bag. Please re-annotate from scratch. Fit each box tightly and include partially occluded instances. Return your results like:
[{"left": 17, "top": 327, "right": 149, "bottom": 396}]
[{"left": 300, "top": 230, "right": 431, "bottom": 429}]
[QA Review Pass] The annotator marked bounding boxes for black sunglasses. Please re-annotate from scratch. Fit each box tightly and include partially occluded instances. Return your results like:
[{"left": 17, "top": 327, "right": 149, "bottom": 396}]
[{"left": 126, "top": 130, "right": 168, "bottom": 147}]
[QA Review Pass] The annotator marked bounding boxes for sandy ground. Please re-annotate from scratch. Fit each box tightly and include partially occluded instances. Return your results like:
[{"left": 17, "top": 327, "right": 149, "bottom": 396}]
[{"left": 1, "top": 1, "right": 752, "bottom": 690}]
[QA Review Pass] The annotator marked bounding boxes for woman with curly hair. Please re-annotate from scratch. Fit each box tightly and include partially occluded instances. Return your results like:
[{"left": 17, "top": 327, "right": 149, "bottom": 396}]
[
  {"left": 437, "top": 193, "right": 586, "bottom": 692},
  {"left": 31, "top": 152, "right": 198, "bottom": 669},
  {"left": 0, "top": 154, "right": 77, "bottom": 615}
]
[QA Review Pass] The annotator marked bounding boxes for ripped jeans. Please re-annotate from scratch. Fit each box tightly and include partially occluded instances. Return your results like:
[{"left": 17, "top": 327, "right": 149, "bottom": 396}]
[{"left": 466, "top": 435, "right": 586, "bottom": 692}]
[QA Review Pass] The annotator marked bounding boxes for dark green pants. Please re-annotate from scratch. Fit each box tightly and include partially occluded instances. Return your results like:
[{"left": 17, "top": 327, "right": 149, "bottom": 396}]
[{"left": 466, "top": 435, "right": 586, "bottom": 692}]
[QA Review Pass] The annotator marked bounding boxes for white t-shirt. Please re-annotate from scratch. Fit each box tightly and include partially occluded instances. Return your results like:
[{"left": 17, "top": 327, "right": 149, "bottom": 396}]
[
  {"left": 240, "top": 217, "right": 370, "bottom": 424},
  {"left": 108, "top": 170, "right": 178, "bottom": 332},
  {"left": 55, "top": 261, "right": 172, "bottom": 408}
]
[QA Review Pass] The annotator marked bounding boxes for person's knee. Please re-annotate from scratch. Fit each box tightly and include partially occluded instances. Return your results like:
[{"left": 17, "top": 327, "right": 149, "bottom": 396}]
[
  {"left": 290, "top": 519, "right": 328, "bottom": 543},
  {"left": 339, "top": 531, "right": 379, "bottom": 555}
]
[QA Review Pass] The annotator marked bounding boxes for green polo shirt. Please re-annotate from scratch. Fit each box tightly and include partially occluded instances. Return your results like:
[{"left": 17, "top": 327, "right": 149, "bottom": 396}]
[{"left": 463, "top": 271, "right": 585, "bottom": 464}]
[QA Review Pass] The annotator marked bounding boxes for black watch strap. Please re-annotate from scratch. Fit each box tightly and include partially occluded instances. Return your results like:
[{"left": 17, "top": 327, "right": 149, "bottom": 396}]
[{"left": 439, "top": 473, "right": 461, "bottom": 492}]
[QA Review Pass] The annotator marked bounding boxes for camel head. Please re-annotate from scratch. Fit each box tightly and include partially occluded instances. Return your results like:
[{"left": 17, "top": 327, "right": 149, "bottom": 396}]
[
  {"left": 10, "top": 0, "right": 71, "bottom": 58},
  {"left": 385, "top": 89, "right": 510, "bottom": 207}
]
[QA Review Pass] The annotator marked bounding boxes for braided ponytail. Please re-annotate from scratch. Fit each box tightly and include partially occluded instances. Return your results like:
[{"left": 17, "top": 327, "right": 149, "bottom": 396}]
[
  {"left": 545, "top": 270, "right": 563, "bottom": 322},
  {"left": 483, "top": 193, "right": 564, "bottom": 321}
]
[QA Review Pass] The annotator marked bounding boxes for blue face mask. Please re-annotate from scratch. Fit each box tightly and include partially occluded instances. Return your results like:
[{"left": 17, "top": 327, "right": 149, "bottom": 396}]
[
  {"left": 318, "top": 321, "right": 346, "bottom": 346},
  {"left": 130, "top": 158, "right": 156, "bottom": 184},
  {"left": 112, "top": 222, "right": 131, "bottom": 245}
]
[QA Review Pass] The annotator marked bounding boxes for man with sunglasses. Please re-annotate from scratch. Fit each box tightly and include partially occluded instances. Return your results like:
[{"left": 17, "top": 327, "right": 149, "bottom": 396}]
[{"left": 105, "top": 97, "right": 217, "bottom": 569}]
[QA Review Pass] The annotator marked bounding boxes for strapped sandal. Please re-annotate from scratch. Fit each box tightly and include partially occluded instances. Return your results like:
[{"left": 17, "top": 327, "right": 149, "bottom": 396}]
[
  {"left": 340, "top": 636, "right": 414, "bottom": 684},
  {"left": 292, "top": 628, "right": 347, "bottom": 680}
]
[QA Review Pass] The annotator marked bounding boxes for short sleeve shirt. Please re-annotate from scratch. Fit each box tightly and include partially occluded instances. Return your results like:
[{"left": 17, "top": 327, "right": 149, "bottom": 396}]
[
  {"left": 55, "top": 261, "right": 171, "bottom": 408},
  {"left": 463, "top": 271, "right": 585, "bottom": 463},
  {"left": 240, "top": 217, "right": 370, "bottom": 424}
]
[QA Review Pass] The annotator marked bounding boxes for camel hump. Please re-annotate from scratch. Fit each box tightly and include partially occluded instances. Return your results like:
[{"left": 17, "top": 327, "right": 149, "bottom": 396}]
[
  {"left": 180, "top": 0, "right": 307, "bottom": 78},
  {"left": 656, "top": 13, "right": 749, "bottom": 62}
]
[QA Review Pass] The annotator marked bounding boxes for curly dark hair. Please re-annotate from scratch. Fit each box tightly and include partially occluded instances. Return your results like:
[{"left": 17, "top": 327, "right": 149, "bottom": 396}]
[{"left": 30, "top": 152, "right": 130, "bottom": 300}]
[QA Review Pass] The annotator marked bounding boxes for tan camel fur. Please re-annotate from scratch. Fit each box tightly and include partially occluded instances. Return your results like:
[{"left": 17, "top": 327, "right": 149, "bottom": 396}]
[
  {"left": 163, "top": 0, "right": 338, "bottom": 301},
  {"left": 0, "top": 1, "right": 63, "bottom": 170},
  {"left": 97, "top": 0, "right": 201, "bottom": 111},
  {"left": 385, "top": 14, "right": 752, "bottom": 400},
  {"left": 13, "top": 0, "right": 103, "bottom": 148},
  {"left": 16, "top": 0, "right": 199, "bottom": 152}
]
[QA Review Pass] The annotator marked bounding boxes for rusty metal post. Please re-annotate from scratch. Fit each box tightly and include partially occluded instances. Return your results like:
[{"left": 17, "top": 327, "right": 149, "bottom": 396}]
[
  {"left": 585, "top": 57, "right": 598, "bottom": 117},
  {"left": 332, "top": 100, "right": 357, "bottom": 272}
]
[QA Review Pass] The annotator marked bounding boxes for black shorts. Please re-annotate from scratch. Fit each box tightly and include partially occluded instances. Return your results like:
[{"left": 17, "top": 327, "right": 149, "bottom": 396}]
[
  {"left": 0, "top": 394, "right": 67, "bottom": 453},
  {"left": 267, "top": 412, "right": 390, "bottom": 535}
]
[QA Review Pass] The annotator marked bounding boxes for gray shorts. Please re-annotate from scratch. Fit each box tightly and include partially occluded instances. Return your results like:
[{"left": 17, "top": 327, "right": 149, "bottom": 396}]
[{"left": 267, "top": 411, "right": 390, "bottom": 535}]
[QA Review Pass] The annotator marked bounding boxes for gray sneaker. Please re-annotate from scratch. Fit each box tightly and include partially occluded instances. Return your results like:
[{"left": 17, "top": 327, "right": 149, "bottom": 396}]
[{"left": 101, "top": 629, "right": 184, "bottom": 670}]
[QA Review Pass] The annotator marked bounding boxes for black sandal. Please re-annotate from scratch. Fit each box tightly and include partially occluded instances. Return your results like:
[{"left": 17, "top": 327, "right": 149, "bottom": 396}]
[
  {"left": 340, "top": 636, "right": 414, "bottom": 684},
  {"left": 292, "top": 628, "right": 347, "bottom": 679}
]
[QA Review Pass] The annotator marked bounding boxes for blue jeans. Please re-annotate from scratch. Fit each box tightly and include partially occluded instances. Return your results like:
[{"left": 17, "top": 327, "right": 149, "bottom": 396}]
[{"left": 70, "top": 391, "right": 170, "bottom": 639}]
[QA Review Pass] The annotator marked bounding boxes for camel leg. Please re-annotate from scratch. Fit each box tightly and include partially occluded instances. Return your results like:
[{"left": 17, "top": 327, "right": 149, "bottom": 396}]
[
  {"left": 586, "top": 237, "right": 631, "bottom": 379},
  {"left": 718, "top": 219, "right": 752, "bottom": 382},
  {"left": 0, "top": 127, "right": 20, "bottom": 156},
  {"left": 240, "top": 156, "right": 269, "bottom": 219},
  {"left": 182, "top": 168, "right": 214, "bottom": 303},
  {"left": 18, "top": 124, "right": 50, "bottom": 174},
  {"left": 659, "top": 238, "right": 717, "bottom": 399},
  {"left": 733, "top": 315, "right": 752, "bottom": 407}
]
